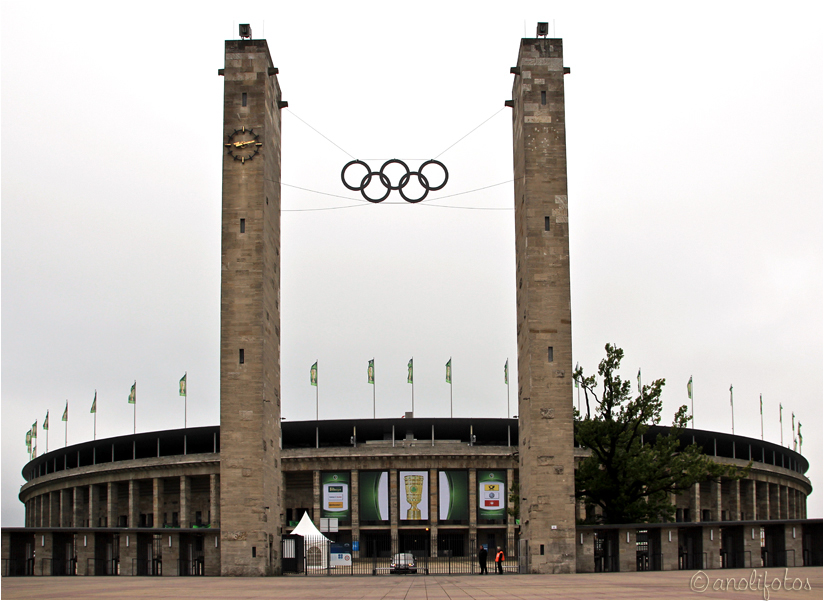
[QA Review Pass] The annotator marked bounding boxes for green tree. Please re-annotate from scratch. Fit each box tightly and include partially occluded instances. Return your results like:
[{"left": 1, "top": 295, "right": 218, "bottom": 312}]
[{"left": 573, "top": 344, "right": 748, "bottom": 524}]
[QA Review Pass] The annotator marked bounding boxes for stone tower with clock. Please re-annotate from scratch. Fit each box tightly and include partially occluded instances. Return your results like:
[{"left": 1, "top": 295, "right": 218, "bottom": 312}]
[
  {"left": 511, "top": 32, "right": 576, "bottom": 573},
  {"left": 218, "top": 35, "right": 285, "bottom": 576}
]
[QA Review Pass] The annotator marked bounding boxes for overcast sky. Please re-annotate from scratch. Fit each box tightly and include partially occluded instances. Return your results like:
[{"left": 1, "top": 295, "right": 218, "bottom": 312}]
[{"left": 2, "top": 1, "right": 821, "bottom": 526}]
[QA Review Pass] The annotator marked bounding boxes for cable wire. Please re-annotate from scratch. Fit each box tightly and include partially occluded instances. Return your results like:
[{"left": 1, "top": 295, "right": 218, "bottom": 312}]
[
  {"left": 286, "top": 110, "right": 357, "bottom": 159},
  {"left": 433, "top": 108, "right": 506, "bottom": 159}
]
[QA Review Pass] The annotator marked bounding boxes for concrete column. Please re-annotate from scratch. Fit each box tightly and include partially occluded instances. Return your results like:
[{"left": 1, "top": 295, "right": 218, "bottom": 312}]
[
  {"left": 163, "top": 532, "right": 180, "bottom": 576},
  {"left": 209, "top": 474, "right": 219, "bottom": 528},
  {"left": 36, "top": 531, "right": 53, "bottom": 576},
  {"left": 76, "top": 531, "right": 94, "bottom": 576},
  {"left": 742, "top": 525, "right": 760, "bottom": 568},
  {"left": 88, "top": 485, "right": 98, "bottom": 528},
  {"left": 618, "top": 528, "right": 636, "bottom": 572},
  {"left": 506, "top": 467, "right": 516, "bottom": 559},
  {"left": 576, "top": 530, "right": 594, "bottom": 573},
  {"left": 106, "top": 482, "right": 116, "bottom": 528},
  {"left": 128, "top": 480, "right": 140, "bottom": 528},
  {"left": 62, "top": 488, "right": 73, "bottom": 527},
  {"left": 690, "top": 483, "right": 700, "bottom": 522},
  {"left": 179, "top": 476, "right": 190, "bottom": 529},
  {"left": 780, "top": 486, "right": 789, "bottom": 520},
  {"left": 711, "top": 479, "right": 722, "bottom": 522},
  {"left": 204, "top": 532, "right": 221, "bottom": 576},
  {"left": 702, "top": 526, "right": 721, "bottom": 569},
  {"left": 312, "top": 471, "right": 321, "bottom": 527},
  {"left": 120, "top": 532, "right": 136, "bottom": 576},
  {"left": 429, "top": 468, "right": 438, "bottom": 557},
  {"left": 743, "top": 479, "right": 757, "bottom": 520},
  {"left": 389, "top": 469, "right": 398, "bottom": 543},
  {"left": 468, "top": 468, "right": 477, "bottom": 543},
  {"left": 153, "top": 478, "right": 162, "bottom": 528},
  {"left": 784, "top": 523, "right": 802, "bottom": 567},
  {"left": 73, "top": 486, "right": 84, "bottom": 528},
  {"left": 729, "top": 479, "right": 741, "bottom": 521},
  {"left": 661, "top": 528, "right": 679, "bottom": 571},
  {"left": 350, "top": 469, "right": 360, "bottom": 550}
]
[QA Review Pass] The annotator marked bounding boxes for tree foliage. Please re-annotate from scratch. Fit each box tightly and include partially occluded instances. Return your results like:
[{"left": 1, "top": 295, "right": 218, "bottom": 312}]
[{"left": 573, "top": 344, "right": 748, "bottom": 524}]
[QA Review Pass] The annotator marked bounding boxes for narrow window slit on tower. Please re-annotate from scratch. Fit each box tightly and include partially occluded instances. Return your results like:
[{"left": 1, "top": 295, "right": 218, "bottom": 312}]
[
  {"left": 548, "top": 347, "right": 554, "bottom": 362},
  {"left": 242, "top": 93, "right": 247, "bottom": 107},
  {"left": 239, "top": 349, "right": 245, "bottom": 364},
  {"left": 545, "top": 216, "right": 550, "bottom": 231},
  {"left": 541, "top": 91, "right": 547, "bottom": 105},
  {"left": 240, "top": 218, "right": 245, "bottom": 233}
]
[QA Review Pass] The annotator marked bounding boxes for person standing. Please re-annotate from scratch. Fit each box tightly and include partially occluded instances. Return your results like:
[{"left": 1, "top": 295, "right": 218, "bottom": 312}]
[
  {"left": 495, "top": 547, "right": 505, "bottom": 574},
  {"left": 478, "top": 545, "right": 488, "bottom": 574}
]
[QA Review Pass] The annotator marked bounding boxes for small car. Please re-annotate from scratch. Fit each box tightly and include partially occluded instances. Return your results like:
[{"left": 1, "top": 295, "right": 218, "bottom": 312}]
[{"left": 389, "top": 553, "right": 417, "bottom": 574}]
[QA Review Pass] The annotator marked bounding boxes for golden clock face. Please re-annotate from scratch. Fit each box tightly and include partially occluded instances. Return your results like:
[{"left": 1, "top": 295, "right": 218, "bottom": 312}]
[{"left": 225, "top": 126, "right": 262, "bottom": 163}]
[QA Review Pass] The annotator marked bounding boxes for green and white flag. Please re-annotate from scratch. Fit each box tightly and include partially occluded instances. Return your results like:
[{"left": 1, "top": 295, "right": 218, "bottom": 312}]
[
  {"left": 687, "top": 376, "right": 693, "bottom": 399},
  {"left": 310, "top": 362, "right": 318, "bottom": 386},
  {"left": 798, "top": 422, "right": 802, "bottom": 446},
  {"left": 407, "top": 358, "right": 413, "bottom": 384},
  {"left": 128, "top": 382, "right": 136, "bottom": 404},
  {"left": 759, "top": 394, "right": 762, "bottom": 415},
  {"left": 90, "top": 391, "right": 96, "bottom": 414},
  {"left": 179, "top": 373, "right": 187, "bottom": 396},
  {"left": 43, "top": 411, "right": 49, "bottom": 431},
  {"left": 729, "top": 385, "right": 733, "bottom": 406},
  {"left": 367, "top": 359, "right": 374, "bottom": 384},
  {"left": 637, "top": 369, "right": 642, "bottom": 394},
  {"left": 31, "top": 421, "right": 37, "bottom": 439},
  {"left": 26, "top": 430, "right": 31, "bottom": 449},
  {"left": 62, "top": 402, "right": 68, "bottom": 422},
  {"left": 504, "top": 360, "right": 509, "bottom": 385},
  {"left": 445, "top": 358, "right": 452, "bottom": 384}
]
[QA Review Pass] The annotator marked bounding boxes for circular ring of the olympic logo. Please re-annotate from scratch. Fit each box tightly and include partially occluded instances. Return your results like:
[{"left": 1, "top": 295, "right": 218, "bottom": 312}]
[{"left": 341, "top": 159, "right": 448, "bottom": 203}]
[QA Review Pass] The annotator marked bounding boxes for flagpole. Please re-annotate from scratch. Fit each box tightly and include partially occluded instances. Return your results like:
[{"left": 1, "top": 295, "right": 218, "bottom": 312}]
[
  {"left": 779, "top": 404, "right": 783, "bottom": 446},
  {"left": 316, "top": 361, "right": 319, "bottom": 421},
  {"left": 412, "top": 357, "right": 414, "bottom": 417},
  {"left": 449, "top": 357, "right": 453, "bottom": 419},
  {"left": 373, "top": 359, "right": 376, "bottom": 419},
  {"left": 134, "top": 382, "right": 137, "bottom": 434},
  {"left": 730, "top": 386, "right": 734, "bottom": 434},
  {"left": 185, "top": 372, "right": 188, "bottom": 430},
  {"left": 760, "top": 394, "right": 763, "bottom": 441},
  {"left": 65, "top": 401, "right": 68, "bottom": 447}
]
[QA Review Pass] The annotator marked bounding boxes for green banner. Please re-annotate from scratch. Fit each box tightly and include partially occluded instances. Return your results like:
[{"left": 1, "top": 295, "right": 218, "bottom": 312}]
[
  {"left": 438, "top": 471, "right": 468, "bottom": 521},
  {"left": 321, "top": 472, "right": 350, "bottom": 520},
  {"left": 478, "top": 470, "right": 506, "bottom": 519},
  {"left": 358, "top": 471, "right": 389, "bottom": 521}
]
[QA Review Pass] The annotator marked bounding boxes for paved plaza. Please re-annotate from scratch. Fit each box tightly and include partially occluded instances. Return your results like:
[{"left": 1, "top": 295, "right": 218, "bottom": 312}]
[{"left": 2, "top": 567, "right": 822, "bottom": 600}]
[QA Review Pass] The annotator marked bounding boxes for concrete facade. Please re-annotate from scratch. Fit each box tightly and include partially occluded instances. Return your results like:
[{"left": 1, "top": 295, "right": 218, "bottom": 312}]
[
  {"left": 511, "top": 35, "right": 576, "bottom": 573},
  {"left": 218, "top": 37, "right": 284, "bottom": 576}
]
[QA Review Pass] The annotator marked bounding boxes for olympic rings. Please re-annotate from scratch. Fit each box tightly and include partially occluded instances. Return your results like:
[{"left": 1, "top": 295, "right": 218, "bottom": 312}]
[{"left": 341, "top": 159, "right": 448, "bottom": 203}]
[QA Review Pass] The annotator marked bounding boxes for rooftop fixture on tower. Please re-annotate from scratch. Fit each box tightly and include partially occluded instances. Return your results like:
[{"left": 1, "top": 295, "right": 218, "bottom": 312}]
[
  {"left": 536, "top": 22, "right": 549, "bottom": 37},
  {"left": 239, "top": 24, "right": 252, "bottom": 39}
]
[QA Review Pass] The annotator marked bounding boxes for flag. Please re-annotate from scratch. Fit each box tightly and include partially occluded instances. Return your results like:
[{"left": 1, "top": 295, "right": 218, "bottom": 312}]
[
  {"left": 32, "top": 421, "right": 37, "bottom": 439},
  {"left": 367, "top": 359, "right": 374, "bottom": 384},
  {"left": 129, "top": 382, "right": 136, "bottom": 404},
  {"left": 637, "top": 369, "right": 642, "bottom": 394},
  {"left": 310, "top": 362, "right": 318, "bottom": 386},
  {"left": 729, "top": 385, "right": 733, "bottom": 406},
  {"left": 687, "top": 376, "right": 693, "bottom": 399},
  {"left": 407, "top": 358, "right": 413, "bottom": 384},
  {"left": 446, "top": 358, "right": 452, "bottom": 384},
  {"left": 90, "top": 391, "right": 97, "bottom": 414},
  {"left": 26, "top": 430, "right": 32, "bottom": 449},
  {"left": 62, "top": 402, "right": 68, "bottom": 422},
  {"left": 798, "top": 422, "right": 802, "bottom": 445},
  {"left": 179, "top": 373, "right": 187, "bottom": 397},
  {"left": 759, "top": 394, "right": 762, "bottom": 415},
  {"left": 43, "top": 411, "right": 49, "bottom": 431},
  {"left": 505, "top": 360, "right": 509, "bottom": 385}
]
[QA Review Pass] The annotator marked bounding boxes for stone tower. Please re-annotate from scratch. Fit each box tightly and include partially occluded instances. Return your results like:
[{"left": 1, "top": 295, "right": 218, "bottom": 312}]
[
  {"left": 511, "top": 34, "right": 576, "bottom": 573},
  {"left": 218, "top": 36, "right": 284, "bottom": 576}
]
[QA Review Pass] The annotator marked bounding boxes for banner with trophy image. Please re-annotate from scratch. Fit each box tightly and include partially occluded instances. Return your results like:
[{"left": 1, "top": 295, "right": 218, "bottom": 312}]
[
  {"left": 399, "top": 470, "right": 429, "bottom": 521},
  {"left": 321, "top": 472, "right": 350, "bottom": 520},
  {"left": 438, "top": 470, "right": 469, "bottom": 521},
  {"left": 477, "top": 470, "right": 507, "bottom": 519},
  {"left": 359, "top": 471, "right": 389, "bottom": 521}
]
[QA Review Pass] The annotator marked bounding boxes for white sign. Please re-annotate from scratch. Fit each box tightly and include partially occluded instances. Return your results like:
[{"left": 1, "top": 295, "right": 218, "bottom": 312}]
[{"left": 330, "top": 553, "right": 352, "bottom": 567}]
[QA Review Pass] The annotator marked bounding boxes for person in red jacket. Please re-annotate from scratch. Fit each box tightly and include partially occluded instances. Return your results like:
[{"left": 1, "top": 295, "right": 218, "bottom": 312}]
[{"left": 495, "top": 547, "right": 505, "bottom": 574}]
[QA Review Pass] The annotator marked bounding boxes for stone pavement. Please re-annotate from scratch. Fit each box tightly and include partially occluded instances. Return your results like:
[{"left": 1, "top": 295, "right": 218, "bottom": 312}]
[{"left": 2, "top": 567, "right": 821, "bottom": 599}]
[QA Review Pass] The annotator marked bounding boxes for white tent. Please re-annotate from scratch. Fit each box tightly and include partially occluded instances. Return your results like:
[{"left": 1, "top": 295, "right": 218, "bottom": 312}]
[{"left": 291, "top": 512, "right": 330, "bottom": 570}]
